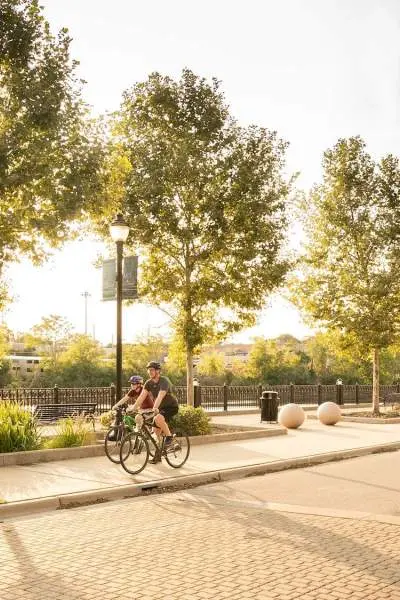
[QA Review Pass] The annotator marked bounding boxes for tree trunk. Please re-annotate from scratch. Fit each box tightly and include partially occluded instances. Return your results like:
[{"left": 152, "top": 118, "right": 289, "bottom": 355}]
[
  {"left": 186, "top": 348, "right": 194, "bottom": 406},
  {"left": 372, "top": 347, "right": 380, "bottom": 415}
]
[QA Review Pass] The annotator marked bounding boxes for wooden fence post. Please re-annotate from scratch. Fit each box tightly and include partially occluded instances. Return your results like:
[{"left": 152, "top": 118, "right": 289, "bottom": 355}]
[
  {"left": 53, "top": 384, "right": 59, "bottom": 405},
  {"left": 355, "top": 383, "right": 359, "bottom": 405}
]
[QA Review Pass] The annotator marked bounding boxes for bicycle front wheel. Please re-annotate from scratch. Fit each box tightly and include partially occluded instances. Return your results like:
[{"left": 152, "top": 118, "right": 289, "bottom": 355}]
[
  {"left": 120, "top": 432, "right": 149, "bottom": 475},
  {"left": 164, "top": 433, "right": 190, "bottom": 468},
  {"left": 104, "top": 426, "right": 124, "bottom": 464}
]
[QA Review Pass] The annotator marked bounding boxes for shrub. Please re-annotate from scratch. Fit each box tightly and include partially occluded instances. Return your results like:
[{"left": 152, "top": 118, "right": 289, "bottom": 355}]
[
  {"left": 99, "top": 410, "right": 114, "bottom": 429},
  {"left": 0, "top": 402, "right": 41, "bottom": 453},
  {"left": 46, "top": 414, "right": 94, "bottom": 448},
  {"left": 170, "top": 406, "right": 212, "bottom": 436}
]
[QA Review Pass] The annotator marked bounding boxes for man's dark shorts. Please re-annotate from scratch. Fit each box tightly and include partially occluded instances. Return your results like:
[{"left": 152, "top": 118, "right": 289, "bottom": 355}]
[{"left": 160, "top": 404, "right": 179, "bottom": 422}]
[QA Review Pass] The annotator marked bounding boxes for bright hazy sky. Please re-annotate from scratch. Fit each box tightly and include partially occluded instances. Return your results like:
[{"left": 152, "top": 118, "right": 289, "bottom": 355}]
[{"left": 4, "top": 0, "right": 400, "bottom": 344}]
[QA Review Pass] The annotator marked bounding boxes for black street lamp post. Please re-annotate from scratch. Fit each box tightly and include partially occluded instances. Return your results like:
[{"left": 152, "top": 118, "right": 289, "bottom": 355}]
[{"left": 110, "top": 214, "right": 130, "bottom": 404}]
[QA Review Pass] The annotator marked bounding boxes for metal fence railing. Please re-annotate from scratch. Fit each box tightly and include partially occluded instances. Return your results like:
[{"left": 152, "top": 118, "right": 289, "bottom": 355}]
[{"left": 0, "top": 383, "right": 395, "bottom": 413}]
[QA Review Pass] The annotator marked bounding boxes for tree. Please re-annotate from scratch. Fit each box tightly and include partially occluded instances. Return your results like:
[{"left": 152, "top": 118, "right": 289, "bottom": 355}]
[
  {"left": 245, "top": 338, "right": 274, "bottom": 382},
  {"left": 58, "top": 334, "right": 104, "bottom": 365},
  {"left": 0, "top": 324, "right": 11, "bottom": 386},
  {"left": 304, "top": 330, "right": 371, "bottom": 384},
  {"left": 292, "top": 137, "right": 400, "bottom": 413},
  {"left": 37, "top": 334, "right": 114, "bottom": 388},
  {"left": 30, "top": 314, "right": 73, "bottom": 364},
  {"left": 164, "top": 334, "right": 187, "bottom": 384},
  {"left": 245, "top": 336, "right": 312, "bottom": 384},
  {"left": 122, "top": 335, "right": 167, "bottom": 378},
  {"left": 45, "top": 334, "right": 114, "bottom": 387},
  {"left": 196, "top": 351, "right": 225, "bottom": 380},
  {"left": 0, "top": 0, "right": 104, "bottom": 306},
  {"left": 97, "top": 69, "right": 291, "bottom": 404}
]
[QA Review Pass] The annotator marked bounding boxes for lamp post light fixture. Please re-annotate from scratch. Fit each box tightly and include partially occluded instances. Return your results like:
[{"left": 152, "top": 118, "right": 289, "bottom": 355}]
[{"left": 110, "top": 214, "right": 130, "bottom": 404}]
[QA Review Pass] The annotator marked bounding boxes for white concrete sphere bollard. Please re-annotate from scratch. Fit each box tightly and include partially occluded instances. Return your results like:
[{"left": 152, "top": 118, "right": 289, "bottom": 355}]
[
  {"left": 278, "top": 403, "right": 305, "bottom": 429},
  {"left": 317, "top": 401, "right": 341, "bottom": 425}
]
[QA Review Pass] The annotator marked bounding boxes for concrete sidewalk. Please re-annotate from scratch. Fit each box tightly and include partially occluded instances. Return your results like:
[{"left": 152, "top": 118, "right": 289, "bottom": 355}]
[{"left": 1, "top": 413, "right": 400, "bottom": 517}]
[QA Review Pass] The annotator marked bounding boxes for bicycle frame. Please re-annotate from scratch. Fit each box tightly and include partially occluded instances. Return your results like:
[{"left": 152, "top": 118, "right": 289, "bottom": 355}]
[{"left": 139, "top": 419, "right": 165, "bottom": 455}]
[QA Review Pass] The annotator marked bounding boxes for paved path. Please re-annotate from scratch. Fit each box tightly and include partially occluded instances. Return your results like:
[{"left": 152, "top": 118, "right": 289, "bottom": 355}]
[
  {"left": 1, "top": 451, "right": 400, "bottom": 599},
  {"left": 2, "top": 417, "right": 400, "bottom": 504}
]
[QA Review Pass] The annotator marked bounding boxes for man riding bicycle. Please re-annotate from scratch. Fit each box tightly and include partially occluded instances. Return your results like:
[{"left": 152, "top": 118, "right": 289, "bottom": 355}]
[{"left": 132, "top": 361, "right": 179, "bottom": 463}]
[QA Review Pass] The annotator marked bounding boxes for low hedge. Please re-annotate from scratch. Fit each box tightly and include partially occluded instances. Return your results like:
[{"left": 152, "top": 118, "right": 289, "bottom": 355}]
[{"left": 171, "top": 406, "right": 212, "bottom": 436}]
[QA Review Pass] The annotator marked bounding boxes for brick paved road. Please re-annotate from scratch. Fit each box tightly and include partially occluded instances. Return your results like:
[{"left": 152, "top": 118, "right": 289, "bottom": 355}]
[{"left": 1, "top": 490, "right": 399, "bottom": 600}]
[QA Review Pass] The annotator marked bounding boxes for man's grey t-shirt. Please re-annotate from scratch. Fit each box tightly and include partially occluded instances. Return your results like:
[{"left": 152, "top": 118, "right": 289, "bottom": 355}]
[{"left": 144, "top": 376, "right": 178, "bottom": 408}]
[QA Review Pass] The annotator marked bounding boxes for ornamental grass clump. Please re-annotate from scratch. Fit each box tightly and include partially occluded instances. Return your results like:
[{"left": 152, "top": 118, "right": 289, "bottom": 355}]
[
  {"left": 99, "top": 410, "right": 113, "bottom": 429},
  {"left": 170, "top": 406, "right": 212, "bottom": 436},
  {"left": 46, "top": 414, "right": 93, "bottom": 448},
  {"left": 0, "top": 402, "right": 41, "bottom": 453}
]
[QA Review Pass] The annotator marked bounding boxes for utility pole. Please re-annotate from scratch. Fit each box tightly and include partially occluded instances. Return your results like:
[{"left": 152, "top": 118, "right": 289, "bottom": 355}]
[{"left": 81, "top": 291, "right": 91, "bottom": 335}]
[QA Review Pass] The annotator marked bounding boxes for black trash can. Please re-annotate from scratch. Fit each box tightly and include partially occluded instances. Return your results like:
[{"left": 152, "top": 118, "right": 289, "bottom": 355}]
[{"left": 260, "top": 390, "right": 279, "bottom": 422}]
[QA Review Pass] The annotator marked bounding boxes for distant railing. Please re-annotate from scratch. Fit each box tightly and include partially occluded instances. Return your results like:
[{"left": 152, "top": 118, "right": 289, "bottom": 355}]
[{"left": 0, "top": 383, "right": 397, "bottom": 413}]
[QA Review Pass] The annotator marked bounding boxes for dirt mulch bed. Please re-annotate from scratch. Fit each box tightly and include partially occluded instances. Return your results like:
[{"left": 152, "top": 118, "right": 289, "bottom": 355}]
[{"left": 345, "top": 411, "right": 400, "bottom": 419}]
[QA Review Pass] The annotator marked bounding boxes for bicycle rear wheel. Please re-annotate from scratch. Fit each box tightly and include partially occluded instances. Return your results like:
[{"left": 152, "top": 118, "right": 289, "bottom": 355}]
[
  {"left": 164, "top": 433, "right": 190, "bottom": 468},
  {"left": 104, "top": 426, "right": 125, "bottom": 464},
  {"left": 120, "top": 432, "right": 149, "bottom": 475}
]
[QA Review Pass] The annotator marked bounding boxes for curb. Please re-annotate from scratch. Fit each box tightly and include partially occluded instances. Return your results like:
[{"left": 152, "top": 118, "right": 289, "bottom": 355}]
[
  {"left": 0, "top": 427, "right": 286, "bottom": 467},
  {"left": 1, "top": 439, "right": 400, "bottom": 520},
  {"left": 306, "top": 414, "right": 400, "bottom": 424}
]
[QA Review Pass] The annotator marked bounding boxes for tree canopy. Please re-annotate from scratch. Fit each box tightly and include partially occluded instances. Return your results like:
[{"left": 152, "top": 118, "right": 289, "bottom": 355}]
[
  {"left": 0, "top": 0, "right": 104, "bottom": 305},
  {"left": 29, "top": 314, "right": 73, "bottom": 364},
  {"left": 292, "top": 136, "right": 400, "bottom": 412},
  {"left": 96, "top": 69, "right": 292, "bottom": 402}
]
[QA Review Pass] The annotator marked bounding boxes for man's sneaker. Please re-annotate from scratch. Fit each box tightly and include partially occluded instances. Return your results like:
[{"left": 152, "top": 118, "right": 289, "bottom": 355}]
[
  {"left": 164, "top": 436, "right": 173, "bottom": 450},
  {"left": 164, "top": 436, "right": 179, "bottom": 453}
]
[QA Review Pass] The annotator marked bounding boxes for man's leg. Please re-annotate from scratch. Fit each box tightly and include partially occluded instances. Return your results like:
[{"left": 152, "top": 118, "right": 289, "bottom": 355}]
[
  {"left": 154, "top": 413, "right": 171, "bottom": 437},
  {"left": 149, "top": 414, "right": 173, "bottom": 463}
]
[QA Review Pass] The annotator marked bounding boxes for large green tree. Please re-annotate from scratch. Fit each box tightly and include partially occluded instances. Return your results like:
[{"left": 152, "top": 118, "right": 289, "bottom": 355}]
[
  {"left": 0, "top": 0, "right": 103, "bottom": 304},
  {"left": 30, "top": 314, "right": 73, "bottom": 364},
  {"left": 122, "top": 335, "right": 167, "bottom": 379},
  {"left": 292, "top": 137, "right": 400, "bottom": 413},
  {"left": 97, "top": 70, "right": 291, "bottom": 404},
  {"left": 37, "top": 334, "right": 114, "bottom": 388}
]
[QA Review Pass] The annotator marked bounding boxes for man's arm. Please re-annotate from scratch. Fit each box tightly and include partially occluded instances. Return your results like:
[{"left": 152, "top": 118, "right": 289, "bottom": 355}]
[{"left": 153, "top": 390, "right": 167, "bottom": 410}]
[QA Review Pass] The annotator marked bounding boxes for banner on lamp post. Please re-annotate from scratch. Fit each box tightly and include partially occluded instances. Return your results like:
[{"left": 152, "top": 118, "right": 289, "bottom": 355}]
[
  {"left": 122, "top": 255, "right": 138, "bottom": 300},
  {"left": 102, "top": 259, "right": 116, "bottom": 301},
  {"left": 102, "top": 256, "right": 138, "bottom": 301}
]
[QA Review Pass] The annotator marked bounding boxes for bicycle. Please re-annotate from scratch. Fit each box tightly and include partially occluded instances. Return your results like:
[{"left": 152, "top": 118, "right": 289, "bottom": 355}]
[
  {"left": 104, "top": 408, "right": 157, "bottom": 464},
  {"left": 119, "top": 411, "right": 190, "bottom": 475},
  {"left": 104, "top": 407, "right": 133, "bottom": 464}
]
